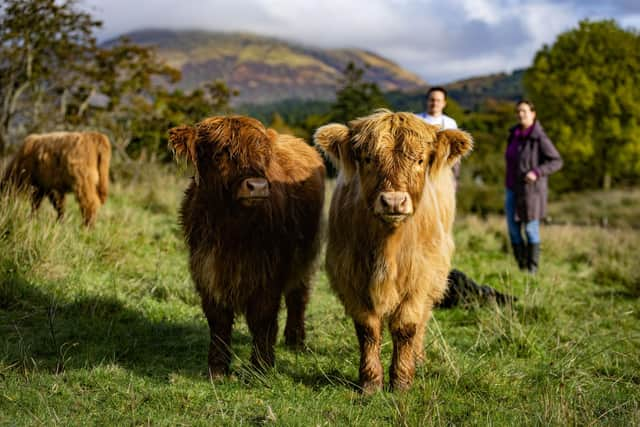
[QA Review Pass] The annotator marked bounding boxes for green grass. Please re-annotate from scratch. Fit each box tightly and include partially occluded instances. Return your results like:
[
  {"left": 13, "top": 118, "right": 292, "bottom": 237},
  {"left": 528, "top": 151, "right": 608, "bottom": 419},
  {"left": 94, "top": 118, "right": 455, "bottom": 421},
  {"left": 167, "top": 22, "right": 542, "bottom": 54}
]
[
  {"left": 546, "top": 188, "right": 640, "bottom": 229},
  {"left": 1, "top": 162, "right": 639, "bottom": 425}
]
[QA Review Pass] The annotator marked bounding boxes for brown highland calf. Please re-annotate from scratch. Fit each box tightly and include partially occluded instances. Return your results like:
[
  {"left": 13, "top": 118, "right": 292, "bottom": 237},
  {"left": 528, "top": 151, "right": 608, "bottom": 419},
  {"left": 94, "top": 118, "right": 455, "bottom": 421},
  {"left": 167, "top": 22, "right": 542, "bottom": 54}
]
[
  {"left": 169, "top": 115, "right": 325, "bottom": 377},
  {"left": 314, "top": 110, "right": 472, "bottom": 392},
  {"left": 1, "top": 131, "right": 111, "bottom": 226}
]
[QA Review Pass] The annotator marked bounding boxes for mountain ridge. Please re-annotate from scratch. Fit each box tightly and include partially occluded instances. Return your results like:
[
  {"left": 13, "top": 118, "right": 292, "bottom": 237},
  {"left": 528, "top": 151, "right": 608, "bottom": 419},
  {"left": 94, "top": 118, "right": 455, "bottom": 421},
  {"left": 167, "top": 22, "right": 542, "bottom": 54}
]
[{"left": 105, "top": 29, "right": 428, "bottom": 104}]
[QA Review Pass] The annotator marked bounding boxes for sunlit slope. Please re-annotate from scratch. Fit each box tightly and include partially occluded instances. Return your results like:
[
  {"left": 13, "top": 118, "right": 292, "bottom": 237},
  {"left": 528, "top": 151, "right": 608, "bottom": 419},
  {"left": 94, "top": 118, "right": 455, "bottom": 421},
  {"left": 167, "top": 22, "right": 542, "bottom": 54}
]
[{"left": 105, "top": 29, "right": 427, "bottom": 104}]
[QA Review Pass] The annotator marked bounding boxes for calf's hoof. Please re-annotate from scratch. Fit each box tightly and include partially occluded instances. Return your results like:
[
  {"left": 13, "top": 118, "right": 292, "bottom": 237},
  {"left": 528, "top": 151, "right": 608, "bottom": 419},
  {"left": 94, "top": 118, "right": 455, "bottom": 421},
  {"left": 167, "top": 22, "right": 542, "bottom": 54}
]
[
  {"left": 391, "top": 378, "right": 413, "bottom": 392},
  {"left": 208, "top": 365, "right": 228, "bottom": 381},
  {"left": 251, "top": 354, "right": 275, "bottom": 372},
  {"left": 360, "top": 378, "right": 383, "bottom": 395},
  {"left": 284, "top": 329, "right": 305, "bottom": 350}
]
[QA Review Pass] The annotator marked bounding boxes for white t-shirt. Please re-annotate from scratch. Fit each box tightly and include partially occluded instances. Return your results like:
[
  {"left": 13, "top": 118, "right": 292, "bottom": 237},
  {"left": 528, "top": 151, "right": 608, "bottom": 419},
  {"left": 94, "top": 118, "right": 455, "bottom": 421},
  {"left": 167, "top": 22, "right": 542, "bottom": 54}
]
[{"left": 415, "top": 112, "right": 457, "bottom": 130}]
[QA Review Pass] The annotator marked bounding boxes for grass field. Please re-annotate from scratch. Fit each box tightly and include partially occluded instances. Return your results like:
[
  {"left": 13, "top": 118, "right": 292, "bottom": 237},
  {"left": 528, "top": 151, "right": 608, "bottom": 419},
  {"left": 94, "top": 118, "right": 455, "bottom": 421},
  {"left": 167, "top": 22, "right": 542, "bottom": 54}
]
[{"left": 1, "top": 162, "right": 639, "bottom": 425}]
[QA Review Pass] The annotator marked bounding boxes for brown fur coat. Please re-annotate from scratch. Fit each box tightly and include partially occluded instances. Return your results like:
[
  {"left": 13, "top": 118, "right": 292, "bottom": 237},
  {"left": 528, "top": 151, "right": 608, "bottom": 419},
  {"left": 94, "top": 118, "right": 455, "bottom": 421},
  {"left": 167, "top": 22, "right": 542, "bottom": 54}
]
[{"left": 1, "top": 131, "right": 111, "bottom": 226}]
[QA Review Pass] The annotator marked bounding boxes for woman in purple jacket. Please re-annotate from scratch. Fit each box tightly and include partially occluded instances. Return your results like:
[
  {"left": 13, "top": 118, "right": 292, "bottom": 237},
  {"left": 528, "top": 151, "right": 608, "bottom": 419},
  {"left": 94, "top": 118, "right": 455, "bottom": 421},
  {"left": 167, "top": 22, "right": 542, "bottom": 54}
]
[{"left": 505, "top": 100, "right": 563, "bottom": 273}]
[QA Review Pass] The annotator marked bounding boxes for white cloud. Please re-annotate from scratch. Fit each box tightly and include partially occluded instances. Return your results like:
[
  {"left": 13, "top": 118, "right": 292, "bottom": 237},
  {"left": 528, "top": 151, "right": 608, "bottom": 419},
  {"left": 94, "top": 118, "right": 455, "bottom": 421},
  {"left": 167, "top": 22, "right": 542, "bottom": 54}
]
[
  {"left": 82, "top": 0, "right": 640, "bottom": 83},
  {"left": 620, "top": 14, "right": 640, "bottom": 28},
  {"left": 520, "top": 2, "right": 583, "bottom": 45},
  {"left": 458, "top": 0, "right": 504, "bottom": 24}
]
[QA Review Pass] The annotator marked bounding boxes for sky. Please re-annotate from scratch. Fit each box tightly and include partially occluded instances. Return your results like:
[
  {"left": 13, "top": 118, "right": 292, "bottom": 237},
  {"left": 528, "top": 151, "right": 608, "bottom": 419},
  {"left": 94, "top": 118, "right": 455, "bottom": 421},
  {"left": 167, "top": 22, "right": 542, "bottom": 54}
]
[{"left": 83, "top": 0, "right": 640, "bottom": 84}]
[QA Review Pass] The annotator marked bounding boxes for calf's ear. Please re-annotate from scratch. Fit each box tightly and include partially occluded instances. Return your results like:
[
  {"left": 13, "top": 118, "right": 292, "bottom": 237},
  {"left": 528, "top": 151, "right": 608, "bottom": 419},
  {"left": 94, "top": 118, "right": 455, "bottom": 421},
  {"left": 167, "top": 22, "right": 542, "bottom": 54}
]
[
  {"left": 169, "top": 125, "right": 200, "bottom": 184},
  {"left": 266, "top": 128, "right": 279, "bottom": 142},
  {"left": 431, "top": 129, "right": 473, "bottom": 172},
  {"left": 168, "top": 125, "right": 197, "bottom": 164},
  {"left": 314, "top": 124, "right": 356, "bottom": 179}
]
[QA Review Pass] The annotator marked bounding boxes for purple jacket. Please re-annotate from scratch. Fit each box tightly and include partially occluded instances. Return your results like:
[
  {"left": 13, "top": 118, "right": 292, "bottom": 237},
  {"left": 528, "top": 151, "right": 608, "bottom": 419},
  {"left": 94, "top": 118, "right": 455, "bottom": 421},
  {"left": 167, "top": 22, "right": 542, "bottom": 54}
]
[{"left": 506, "top": 121, "right": 563, "bottom": 221}]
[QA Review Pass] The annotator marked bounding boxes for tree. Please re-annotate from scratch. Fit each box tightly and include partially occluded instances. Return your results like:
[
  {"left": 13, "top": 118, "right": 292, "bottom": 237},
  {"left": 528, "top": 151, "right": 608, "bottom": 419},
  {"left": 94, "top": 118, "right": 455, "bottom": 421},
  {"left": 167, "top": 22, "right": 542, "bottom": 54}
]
[
  {"left": 459, "top": 99, "right": 514, "bottom": 185},
  {"left": 85, "top": 38, "right": 181, "bottom": 160},
  {"left": 524, "top": 19, "right": 640, "bottom": 190},
  {"left": 0, "top": 0, "right": 100, "bottom": 153},
  {"left": 123, "top": 80, "right": 238, "bottom": 160},
  {"left": 329, "top": 62, "right": 389, "bottom": 123},
  {"left": 0, "top": 0, "right": 207, "bottom": 161}
]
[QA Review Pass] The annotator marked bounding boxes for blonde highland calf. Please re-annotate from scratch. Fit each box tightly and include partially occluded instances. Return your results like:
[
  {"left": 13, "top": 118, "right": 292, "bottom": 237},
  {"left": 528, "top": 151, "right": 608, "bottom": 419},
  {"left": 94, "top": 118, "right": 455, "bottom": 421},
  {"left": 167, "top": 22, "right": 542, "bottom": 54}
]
[{"left": 314, "top": 110, "right": 472, "bottom": 393}]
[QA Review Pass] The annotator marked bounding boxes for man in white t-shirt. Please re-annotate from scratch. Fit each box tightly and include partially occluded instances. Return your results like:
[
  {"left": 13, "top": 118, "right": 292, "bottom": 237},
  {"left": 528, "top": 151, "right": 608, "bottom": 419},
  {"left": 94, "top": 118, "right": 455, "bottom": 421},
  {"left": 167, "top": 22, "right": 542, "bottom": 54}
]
[
  {"left": 416, "top": 86, "right": 460, "bottom": 180},
  {"left": 416, "top": 88, "right": 517, "bottom": 308},
  {"left": 416, "top": 86, "right": 458, "bottom": 130}
]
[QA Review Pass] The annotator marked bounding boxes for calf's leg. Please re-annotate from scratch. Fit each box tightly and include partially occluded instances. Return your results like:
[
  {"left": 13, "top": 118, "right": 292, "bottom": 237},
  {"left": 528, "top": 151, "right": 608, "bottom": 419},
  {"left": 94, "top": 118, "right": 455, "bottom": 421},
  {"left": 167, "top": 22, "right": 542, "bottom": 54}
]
[
  {"left": 75, "top": 179, "right": 101, "bottom": 226},
  {"left": 389, "top": 302, "right": 425, "bottom": 391},
  {"left": 284, "top": 282, "right": 310, "bottom": 348},
  {"left": 202, "top": 299, "right": 234, "bottom": 379},
  {"left": 31, "top": 187, "right": 45, "bottom": 212},
  {"left": 246, "top": 293, "right": 280, "bottom": 370},
  {"left": 413, "top": 308, "right": 431, "bottom": 366},
  {"left": 48, "top": 190, "right": 66, "bottom": 220},
  {"left": 354, "top": 314, "right": 383, "bottom": 394}
]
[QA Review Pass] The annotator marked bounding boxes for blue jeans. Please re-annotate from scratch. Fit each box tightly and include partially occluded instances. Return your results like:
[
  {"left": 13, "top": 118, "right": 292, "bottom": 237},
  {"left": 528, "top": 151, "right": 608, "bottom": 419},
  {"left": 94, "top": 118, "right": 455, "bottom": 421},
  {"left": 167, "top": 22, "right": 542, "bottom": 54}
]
[{"left": 505, "top": 188, "right": 540, "bottom": 245}]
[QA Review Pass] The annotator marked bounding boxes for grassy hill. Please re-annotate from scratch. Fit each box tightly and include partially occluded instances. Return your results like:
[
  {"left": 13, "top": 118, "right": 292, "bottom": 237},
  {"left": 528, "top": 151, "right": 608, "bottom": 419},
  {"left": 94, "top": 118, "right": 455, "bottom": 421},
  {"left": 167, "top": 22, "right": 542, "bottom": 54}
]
[
  {"left": 108, "top": 29, "right": 427, "bottom": 104},
  {"left": 239, "top": 70, "right": 526, "bottom": 127},
  {"left": 1, "top": 161, "right": 639, "bottom": 425},
  {"left": 384, "top": 69, "right": 526, "bottom": 113},
  {"left": 105, "top": 29, "right": 526, "bottom": 113},
  {"left": 445, "top": 69, "right": 526, "bottom": 110}
]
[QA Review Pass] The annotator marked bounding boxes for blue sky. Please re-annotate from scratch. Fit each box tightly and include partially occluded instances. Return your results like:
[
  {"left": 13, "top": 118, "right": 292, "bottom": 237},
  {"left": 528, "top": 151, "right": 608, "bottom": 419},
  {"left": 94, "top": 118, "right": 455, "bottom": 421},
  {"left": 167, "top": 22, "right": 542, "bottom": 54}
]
[{"left": 83, "top": 0, "right": 640, "bottom": 84}]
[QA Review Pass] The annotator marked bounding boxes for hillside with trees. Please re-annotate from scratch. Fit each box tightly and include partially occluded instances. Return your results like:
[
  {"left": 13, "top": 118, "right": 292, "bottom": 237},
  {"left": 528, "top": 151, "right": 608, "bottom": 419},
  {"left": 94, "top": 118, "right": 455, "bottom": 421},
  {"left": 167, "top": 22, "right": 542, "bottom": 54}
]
[
  {"left": 241, "top": 70, "right": 523, "bottom": 134},
  {"left": 105, "top": 29, "right": 427, "bottom": 104}
]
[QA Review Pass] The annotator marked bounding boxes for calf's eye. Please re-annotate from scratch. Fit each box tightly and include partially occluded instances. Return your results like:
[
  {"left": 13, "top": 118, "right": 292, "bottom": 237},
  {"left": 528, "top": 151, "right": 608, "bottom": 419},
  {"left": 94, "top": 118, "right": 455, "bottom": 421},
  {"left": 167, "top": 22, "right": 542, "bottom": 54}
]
[
  {"left": 418, "top": 159, "right": 424, "bottom": 165},
  {"left": 214, "top": 148, "right": 230, "bottom": 160}
]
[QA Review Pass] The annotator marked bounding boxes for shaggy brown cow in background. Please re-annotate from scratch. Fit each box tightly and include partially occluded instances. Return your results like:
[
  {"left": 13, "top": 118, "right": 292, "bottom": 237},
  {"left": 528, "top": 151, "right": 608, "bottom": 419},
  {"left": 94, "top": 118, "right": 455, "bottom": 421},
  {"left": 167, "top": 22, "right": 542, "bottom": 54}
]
[
  {"left": 169, "top": 115, "right": 325, "bottom": 378},
  {"left": 1, "top": 132, "right": 111, "bottom": 226},
  {"left": 314, "top": 110, "right": 472, "bottom": 392}
]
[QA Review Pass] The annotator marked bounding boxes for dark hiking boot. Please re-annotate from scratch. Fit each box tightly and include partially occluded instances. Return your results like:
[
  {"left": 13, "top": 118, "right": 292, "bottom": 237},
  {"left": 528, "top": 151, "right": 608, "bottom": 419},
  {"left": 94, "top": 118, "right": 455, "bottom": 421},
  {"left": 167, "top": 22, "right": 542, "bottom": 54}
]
[
  {"left": 527, "top": 243, "right": 540, "bottom": 274},
  {"left": 511, "top": 243, "right": 527, "bottom": 270}
]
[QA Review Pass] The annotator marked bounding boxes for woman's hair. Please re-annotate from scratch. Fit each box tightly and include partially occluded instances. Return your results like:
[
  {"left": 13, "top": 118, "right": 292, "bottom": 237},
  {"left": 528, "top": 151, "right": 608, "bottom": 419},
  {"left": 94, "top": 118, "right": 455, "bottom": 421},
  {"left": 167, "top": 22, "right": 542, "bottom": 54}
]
[{"left": 516, "top": 99, "right": 535, "bottom": 112}]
